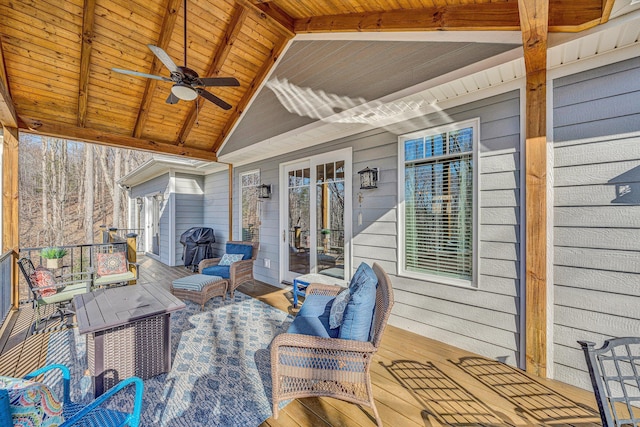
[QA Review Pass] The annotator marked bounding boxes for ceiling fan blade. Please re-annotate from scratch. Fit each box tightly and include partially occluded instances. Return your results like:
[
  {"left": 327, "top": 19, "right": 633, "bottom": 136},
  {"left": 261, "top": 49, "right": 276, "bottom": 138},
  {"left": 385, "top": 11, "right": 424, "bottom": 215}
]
[
  {"left": 166, "top": 92, "right": 179, "bottom": 104},
  {"left": 197, "top": 88, "right": 232, "bottom": 110},
  {"left": 198, "top": 77, "right": 240, "bottom": 87},
  {"left": 112, "top": 68, "right": 170, "bottom": 81},
  {"left": 147, "top": 45, "right": 179, "bottom": 73}
]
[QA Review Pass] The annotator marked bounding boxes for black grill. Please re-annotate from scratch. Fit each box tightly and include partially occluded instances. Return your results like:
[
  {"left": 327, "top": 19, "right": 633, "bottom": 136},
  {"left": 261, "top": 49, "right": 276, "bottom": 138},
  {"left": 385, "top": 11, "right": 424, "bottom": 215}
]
[{"left": 180, "top": 227, "right": 216, "bottom": 271}]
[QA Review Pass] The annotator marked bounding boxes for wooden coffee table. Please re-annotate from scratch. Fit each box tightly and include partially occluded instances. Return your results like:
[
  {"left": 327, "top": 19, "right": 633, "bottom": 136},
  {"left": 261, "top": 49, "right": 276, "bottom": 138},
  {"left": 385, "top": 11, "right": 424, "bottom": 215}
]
[{"left": 73, "top": 284, "right": 185, "bottom": 397}]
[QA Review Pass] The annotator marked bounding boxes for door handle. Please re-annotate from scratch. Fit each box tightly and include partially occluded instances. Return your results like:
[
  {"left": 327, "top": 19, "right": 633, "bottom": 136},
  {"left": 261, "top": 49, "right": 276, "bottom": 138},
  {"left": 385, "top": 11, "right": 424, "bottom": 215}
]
[{"left": 283, "top": 230, "right": 286, "bottom": 242}]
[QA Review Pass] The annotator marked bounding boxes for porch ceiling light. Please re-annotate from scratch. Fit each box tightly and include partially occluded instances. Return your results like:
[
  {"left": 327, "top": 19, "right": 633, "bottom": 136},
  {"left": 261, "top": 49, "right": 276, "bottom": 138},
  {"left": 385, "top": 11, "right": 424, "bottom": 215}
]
[
  {"left": 358, "top": 167, "right": 379, "bottom": 190},
  {"left": 171, "top": 83, "right": 198, "bottom": 101}
]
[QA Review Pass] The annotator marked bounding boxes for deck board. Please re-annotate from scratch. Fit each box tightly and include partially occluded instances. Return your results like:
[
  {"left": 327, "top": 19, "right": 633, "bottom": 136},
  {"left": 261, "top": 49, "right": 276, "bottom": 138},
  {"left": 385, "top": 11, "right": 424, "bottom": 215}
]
[{"left": 0, "top": 255, "right": 603, "bottom": 426}]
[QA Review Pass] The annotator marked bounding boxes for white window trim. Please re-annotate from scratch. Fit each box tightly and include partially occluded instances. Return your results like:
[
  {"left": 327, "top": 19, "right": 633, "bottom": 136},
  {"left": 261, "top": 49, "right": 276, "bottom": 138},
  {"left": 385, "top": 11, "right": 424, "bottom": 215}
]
[
  {"left": 238, "top": 169, "right": 261, "bottom": 241},
  {"left": 397, "top": 118, "right": 480, "bottom": 288}
]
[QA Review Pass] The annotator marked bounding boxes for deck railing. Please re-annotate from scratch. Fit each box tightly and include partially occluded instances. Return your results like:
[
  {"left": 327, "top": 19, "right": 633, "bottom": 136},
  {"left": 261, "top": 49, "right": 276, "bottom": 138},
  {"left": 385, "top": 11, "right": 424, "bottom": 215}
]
[
  {"left": 0, "top": 251, "right": 14, "bottom": 325},
  {"left": 100, "top": 226, "right": 144, "bottom": 252},
  {"left": 18, "top": 241, "right": 131, "bottom": 304}
]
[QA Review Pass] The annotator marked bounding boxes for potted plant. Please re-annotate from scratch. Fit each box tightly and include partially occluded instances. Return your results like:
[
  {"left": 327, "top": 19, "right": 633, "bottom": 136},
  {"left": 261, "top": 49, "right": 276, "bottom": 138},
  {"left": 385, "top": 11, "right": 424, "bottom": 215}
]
[{"left": 41, "top": 247, "right": 67, "bottom": 269}]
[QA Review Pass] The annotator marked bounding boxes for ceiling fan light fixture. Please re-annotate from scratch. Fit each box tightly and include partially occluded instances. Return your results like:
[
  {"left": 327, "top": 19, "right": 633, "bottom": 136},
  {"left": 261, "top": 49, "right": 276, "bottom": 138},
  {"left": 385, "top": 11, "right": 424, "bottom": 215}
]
[{"left": 171, "top": 82, "right": 198, "bottom": 101}]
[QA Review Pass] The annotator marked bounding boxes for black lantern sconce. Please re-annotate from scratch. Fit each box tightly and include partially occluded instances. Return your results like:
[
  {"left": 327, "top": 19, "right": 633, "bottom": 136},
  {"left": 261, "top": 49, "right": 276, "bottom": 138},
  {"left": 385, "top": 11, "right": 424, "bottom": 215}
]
[
  {"left": 258, "top": 184, "right": 272, "bottom": 199},
  {"left": 358, "top": 167, "right": 379, "bottom": 190}
]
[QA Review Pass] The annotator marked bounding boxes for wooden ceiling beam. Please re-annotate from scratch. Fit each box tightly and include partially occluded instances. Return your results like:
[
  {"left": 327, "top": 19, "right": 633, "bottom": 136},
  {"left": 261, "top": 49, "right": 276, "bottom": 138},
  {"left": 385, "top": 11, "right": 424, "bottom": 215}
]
[
  {"left": 213, "top": 34, "right": 291, "bottom": 153},
  {"left": 519, "top": 0, "right": 549, "bottom": 379},
  {"left": 77, "top": 0, "right": 96, "bottom": 128},
  {"left": 235, "top": 0, "right": 295, "bottom": 37},
  {"left": 252, "top": 1, "right": 295, "bottom": 33},
  {"left": 178, "top": 3, "right": 248, "bottom": 145},
  {"left": 20, "top": 119, "right": 217, "bottom": 161},
  {"left": 294, "top": 3, "right": 521, "bottom": 33},
  {"left": 0, "top": 40, "right": 17, "bottom": 128},
  {"left": 132, "top": 0, "right": 182, "bottom": 138}
]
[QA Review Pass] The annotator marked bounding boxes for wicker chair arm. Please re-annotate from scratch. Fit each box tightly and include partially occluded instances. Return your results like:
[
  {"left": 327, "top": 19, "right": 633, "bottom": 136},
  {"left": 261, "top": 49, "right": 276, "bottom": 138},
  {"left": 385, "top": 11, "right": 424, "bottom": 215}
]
[
  {"left": 198, "top": 257, "right": 221, "bottom": 272},
  {"left": 230, "top": 259, "right": 253, "bottom": 277},
  {"left": 306, "top": 283, "right": 344, "bottom": 297},
  {"left": 272, "top": 332, "right": 376, "bottom": 354}
]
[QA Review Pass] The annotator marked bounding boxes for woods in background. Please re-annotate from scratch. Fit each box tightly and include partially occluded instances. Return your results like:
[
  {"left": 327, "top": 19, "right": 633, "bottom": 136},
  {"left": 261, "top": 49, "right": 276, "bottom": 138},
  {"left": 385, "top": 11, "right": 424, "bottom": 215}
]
[{"left": 19, "top": 134, "right": 151, "bottom": 248}]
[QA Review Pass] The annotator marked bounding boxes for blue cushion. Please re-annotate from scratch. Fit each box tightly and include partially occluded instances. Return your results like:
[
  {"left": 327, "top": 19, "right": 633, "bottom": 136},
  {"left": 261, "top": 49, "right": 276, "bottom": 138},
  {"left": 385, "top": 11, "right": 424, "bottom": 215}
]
[
  {"left": 338, "top": 263, "right": 378, "bottom": 341},
  {"left": 226, "top": 243, "right": 253, "bottom": 260},
  {"left": 201, "top": 265, "right": 230, "bottom": 279},
  {"left": 287, "top": 294, "right": 338, "bottom": 339}
]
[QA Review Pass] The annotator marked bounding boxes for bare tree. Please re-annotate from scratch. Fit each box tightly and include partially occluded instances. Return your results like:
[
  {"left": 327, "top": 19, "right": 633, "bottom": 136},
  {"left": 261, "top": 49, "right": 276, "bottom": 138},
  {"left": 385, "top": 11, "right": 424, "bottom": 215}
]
[{"left": 83, "top": 144, "right": 95, "bottom": 242}]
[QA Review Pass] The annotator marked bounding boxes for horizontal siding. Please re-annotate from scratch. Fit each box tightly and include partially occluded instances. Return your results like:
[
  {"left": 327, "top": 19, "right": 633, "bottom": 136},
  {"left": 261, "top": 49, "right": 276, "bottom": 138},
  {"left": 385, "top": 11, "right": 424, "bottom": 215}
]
[
  {"left": 173, "top": 174, "right": 205, "bottom": 266},
  {"left": 232, "top": 90, "right": 523, "bottom": 366},
  {"left": 130, "top": 173, "right": 170, "bottom": 264},
  {"left": 203, "top": 171, "right": 230, "bottom": 257},
  {"left": 552, "top": 57, "right": 640, "bottom": 390}
]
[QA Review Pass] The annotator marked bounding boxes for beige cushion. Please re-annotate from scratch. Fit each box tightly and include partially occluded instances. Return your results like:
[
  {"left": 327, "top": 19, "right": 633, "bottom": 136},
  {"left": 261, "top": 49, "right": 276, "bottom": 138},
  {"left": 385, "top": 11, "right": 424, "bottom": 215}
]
[{"left": 93, "top": 271, "right": 135, "bottom": 286}]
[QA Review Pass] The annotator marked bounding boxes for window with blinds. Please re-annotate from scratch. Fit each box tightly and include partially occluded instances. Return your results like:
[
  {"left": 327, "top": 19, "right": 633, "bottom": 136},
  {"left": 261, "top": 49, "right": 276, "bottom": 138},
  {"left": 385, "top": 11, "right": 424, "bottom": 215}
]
[
  {"left": 400, "top": 121, "right": 476, "bottom": 284},
  {"left": 240, "top": 170, "right": 260, "bottom": 242}
]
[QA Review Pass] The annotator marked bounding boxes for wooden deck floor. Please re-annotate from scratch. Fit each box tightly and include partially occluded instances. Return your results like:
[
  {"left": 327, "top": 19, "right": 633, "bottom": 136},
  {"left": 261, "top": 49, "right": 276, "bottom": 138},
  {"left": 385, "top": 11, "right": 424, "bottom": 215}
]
[{"left": 0, "top": 256, "right": 603, "bottom": 426}]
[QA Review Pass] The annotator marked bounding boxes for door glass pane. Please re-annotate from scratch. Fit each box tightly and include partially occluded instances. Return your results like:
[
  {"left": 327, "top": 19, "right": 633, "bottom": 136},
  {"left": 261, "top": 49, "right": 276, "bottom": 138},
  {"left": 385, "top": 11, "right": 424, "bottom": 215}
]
[
  {"left": 317, "top": 162, "right": 345, "bottom": 279},
  {"left": 289, "top": 168, "right": 310, "bottom": 274}
]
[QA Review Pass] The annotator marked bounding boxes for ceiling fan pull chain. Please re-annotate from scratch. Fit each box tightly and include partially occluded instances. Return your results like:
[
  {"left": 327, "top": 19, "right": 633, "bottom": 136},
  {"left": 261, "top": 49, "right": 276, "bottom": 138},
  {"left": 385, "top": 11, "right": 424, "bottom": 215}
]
[{"left": 195, "top": 99, "right": 200, "bottom": 127}]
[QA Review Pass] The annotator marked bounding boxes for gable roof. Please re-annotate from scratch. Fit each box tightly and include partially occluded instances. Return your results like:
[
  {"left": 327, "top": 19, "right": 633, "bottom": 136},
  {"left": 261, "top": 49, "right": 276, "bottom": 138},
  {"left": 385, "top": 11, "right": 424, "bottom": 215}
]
[{"left": 0, "top": 0, "right": 629, "bottom": 161}]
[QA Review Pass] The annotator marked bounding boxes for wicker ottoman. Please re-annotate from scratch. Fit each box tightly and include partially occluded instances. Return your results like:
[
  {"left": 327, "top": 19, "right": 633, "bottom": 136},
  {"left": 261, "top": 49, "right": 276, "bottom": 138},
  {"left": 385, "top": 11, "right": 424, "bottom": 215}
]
[{"left": 171, "top": 274, "right": 228, "bottom": 310}]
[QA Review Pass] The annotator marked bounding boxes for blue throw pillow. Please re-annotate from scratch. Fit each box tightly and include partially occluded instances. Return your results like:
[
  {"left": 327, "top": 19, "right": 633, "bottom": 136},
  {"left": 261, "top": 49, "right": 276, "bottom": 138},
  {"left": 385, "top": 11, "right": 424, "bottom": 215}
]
[
  {"left": 329, "top": 288, "right": 350, "bottom": 329},
  {"left": 338, "top": 263, "right": 378, "bottom": 341},
  {"left": 226, "top": 243, "right": 253, "bottom": 260},
  {"left": 219, "top": 253, "right": 243, "bottom": 266}
]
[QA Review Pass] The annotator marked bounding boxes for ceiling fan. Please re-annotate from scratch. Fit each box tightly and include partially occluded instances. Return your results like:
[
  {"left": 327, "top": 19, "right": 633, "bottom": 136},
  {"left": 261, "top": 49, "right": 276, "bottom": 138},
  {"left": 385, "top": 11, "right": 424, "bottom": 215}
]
[{"left": 111, "top": 0, "right": 239, "bottom": 110}]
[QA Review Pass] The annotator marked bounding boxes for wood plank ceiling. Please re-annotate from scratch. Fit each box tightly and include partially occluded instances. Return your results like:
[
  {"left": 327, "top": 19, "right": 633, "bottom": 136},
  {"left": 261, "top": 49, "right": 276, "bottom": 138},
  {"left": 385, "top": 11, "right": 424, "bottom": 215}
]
[{"left": 0, "top": 0, "right": 613, "bottom": 161}]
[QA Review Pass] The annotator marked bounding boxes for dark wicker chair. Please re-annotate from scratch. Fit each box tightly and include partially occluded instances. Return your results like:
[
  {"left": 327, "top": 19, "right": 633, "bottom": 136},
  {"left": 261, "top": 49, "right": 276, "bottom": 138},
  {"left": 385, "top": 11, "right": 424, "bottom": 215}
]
[
  {"left": 17, "top": 257, "right": 90, "bottom": 331},
  {"left": 270, "top": 262, "right": 394, "bottom": 427},
  {"left": 198, "top": 241, "right": 258, "bottom": 297},
  {"left": 579, "top": 337, "right": 640, "bottom": 427}
]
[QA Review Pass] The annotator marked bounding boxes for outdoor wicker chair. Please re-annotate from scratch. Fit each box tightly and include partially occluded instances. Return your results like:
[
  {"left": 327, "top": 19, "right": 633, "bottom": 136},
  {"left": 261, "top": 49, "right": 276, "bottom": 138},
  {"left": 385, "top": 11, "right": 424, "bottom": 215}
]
[
  {"left": 91, "top": 243, "right": 139, "bottom": 289},
  {"left": 579, "top": 337, "right": 640, "bottom": 427},
  {"left": 17, "top": 257, "right": 91, "bottom": 331},
  {"left": 270, "top": 262, "right": 394, "bottom": 427},
  {"left": 1, "top": 363, "right": 143, "bottom": 426},
  {"left": 198, "top": 240, "right": 258, "bottom": 297}
]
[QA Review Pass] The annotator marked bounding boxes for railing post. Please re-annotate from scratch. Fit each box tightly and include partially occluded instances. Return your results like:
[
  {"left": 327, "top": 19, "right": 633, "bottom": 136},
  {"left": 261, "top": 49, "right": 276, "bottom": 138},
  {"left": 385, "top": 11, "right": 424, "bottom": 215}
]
[
  {"left": 126, "top": 233, "right": 138, "bottom": 285},
  {"left": 11, "top": 250, "right": 18, "bottom": 309},
  {"left": 108, "top": 227, "right": 118, "bottom": 243},
  {"left": 99, "top": 225, "right": 108, "bottom": 243}
]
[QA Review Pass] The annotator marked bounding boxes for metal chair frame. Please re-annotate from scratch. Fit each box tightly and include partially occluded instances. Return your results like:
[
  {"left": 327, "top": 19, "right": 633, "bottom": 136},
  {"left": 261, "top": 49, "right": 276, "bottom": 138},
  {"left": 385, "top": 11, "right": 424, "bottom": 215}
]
[
  {"left": 17, "top": 257, "right": 90, "bottom": 331},
  {"left": 579, "top": 337, "right": 640, "bottom": 427}
]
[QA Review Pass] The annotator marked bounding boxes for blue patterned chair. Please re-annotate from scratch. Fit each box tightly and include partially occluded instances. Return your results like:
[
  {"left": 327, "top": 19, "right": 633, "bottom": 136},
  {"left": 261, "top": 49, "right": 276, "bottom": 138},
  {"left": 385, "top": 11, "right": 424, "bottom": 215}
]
[
  {"left": 0, "top": 363, "right": 143, "bottom": 427},
  {"left": 198, "top": 241, "right": 258, "bottom": 297}
]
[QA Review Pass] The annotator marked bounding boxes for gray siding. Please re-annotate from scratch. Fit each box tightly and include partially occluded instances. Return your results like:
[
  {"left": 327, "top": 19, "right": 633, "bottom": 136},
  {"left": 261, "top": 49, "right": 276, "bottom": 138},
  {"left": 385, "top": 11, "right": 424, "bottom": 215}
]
[
  {"left": 552, "top": 57, "right": 640, "bottom": 390},
  {"left": 203, "top": 170, "right": 230, "bottom": 257},
  {"left": 232, "top": 90, "right": 523, "bottom": 365},
  {"left": 174, "top": 173, "right": 205, "bottom": 266},
  {"left": 130, "top": 173, "right": 171, "bottom": 265}
]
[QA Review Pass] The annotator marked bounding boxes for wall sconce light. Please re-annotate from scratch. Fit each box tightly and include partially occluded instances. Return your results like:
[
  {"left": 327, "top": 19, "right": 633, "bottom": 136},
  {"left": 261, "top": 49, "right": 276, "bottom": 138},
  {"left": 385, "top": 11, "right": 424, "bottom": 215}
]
[
  {"left": 258, "top": 184, "right": 272, "bottom": 199},
  {"left": 358, "top": 167, "right": 379, "bottom": 190},
  {"left": 136, "top": 197, "right": 143, "bottom": 207}
]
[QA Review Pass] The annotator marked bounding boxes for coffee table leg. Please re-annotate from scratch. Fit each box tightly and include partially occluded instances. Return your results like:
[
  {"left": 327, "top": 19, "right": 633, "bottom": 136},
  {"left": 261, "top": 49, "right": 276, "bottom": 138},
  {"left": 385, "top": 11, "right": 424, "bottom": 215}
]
[
  {"left": 94, "top": 332, "right": 104, "bottom": 398},
  {"left": 164, "top": 314, "right": 171, "bottom": 372}
]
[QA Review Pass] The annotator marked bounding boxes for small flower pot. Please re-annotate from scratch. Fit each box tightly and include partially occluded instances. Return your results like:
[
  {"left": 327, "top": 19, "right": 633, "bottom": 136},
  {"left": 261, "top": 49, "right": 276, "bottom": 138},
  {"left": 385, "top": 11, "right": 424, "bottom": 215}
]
[{"left": 45, "top": 258, "right": 63, "bottom": 269}]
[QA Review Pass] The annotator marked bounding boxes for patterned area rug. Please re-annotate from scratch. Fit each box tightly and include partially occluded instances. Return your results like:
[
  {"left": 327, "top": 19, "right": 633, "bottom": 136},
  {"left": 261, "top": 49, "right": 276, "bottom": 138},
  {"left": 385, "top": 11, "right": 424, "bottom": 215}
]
[{"left": 45, "top": 290, "right": 293, "bottom": 426}]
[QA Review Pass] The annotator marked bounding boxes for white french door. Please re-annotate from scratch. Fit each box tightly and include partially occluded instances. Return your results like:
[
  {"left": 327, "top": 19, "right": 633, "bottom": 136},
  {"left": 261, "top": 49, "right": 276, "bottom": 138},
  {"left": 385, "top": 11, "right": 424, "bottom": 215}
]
[{"left": 280, "top": 148, "right": 352, "bottom": 283}]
